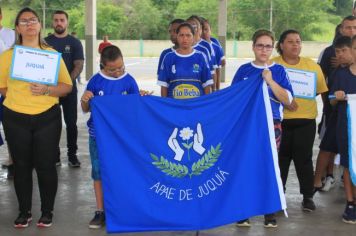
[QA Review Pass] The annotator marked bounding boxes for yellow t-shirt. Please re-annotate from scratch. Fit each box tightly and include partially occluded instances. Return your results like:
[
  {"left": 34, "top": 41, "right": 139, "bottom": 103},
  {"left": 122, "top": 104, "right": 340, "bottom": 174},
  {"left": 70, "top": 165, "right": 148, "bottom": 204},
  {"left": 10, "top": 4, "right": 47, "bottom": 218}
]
[
  {"left": 272, "top": 56, "right": 328, "bottom": 119},
  {"left": 0, "top": 47, "right": 72, "bottom": 115}
]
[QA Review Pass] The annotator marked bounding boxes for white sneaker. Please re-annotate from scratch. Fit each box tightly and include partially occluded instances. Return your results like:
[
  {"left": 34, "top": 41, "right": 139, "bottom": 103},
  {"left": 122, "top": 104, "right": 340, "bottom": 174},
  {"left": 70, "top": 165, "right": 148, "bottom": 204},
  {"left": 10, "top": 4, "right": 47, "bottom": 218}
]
[{"left": 321, "top": 176, "right": 335, "bottom": 191}]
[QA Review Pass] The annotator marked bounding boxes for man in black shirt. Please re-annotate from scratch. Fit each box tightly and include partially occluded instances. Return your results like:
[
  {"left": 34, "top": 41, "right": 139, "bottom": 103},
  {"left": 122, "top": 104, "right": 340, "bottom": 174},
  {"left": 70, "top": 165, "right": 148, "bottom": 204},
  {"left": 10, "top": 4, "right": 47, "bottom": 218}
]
[{"left": 45, "top": 10, "right": 84, "bottom": 167}]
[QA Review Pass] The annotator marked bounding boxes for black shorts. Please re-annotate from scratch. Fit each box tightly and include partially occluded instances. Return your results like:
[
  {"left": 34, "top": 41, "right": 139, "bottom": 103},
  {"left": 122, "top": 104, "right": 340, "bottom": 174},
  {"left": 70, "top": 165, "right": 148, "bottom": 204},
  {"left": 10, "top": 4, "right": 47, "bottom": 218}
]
[
  {"left": 336, "top": 121, "right": 349, "bottom": 168},
  {"left": 319, "top": 112, "right": 338, "bottom": 154}
]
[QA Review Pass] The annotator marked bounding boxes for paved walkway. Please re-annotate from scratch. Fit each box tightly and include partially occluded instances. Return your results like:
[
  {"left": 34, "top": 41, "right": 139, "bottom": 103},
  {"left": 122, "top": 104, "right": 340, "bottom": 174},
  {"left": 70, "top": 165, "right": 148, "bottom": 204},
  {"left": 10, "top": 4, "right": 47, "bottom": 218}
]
[{"left": 0, "top": 61, "right": 355, "bottom": 235}]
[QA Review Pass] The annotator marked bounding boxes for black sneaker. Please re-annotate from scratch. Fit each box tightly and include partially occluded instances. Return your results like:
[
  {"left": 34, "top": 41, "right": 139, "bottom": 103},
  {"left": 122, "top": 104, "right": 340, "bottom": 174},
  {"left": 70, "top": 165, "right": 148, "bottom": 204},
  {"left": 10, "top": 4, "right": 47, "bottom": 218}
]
[
  {"left": 89, "top": 211, "right": 105, "bottom": 229},
  {"left": 236, "top": 219, "right": 250, "bottom": 227},
  {"left": 7, "top": 164, "right": 14, "bottom": 179},
  {"left": 37, "top": 212, "right": 53, "bottom": 228},
  {"left": 68, "top": 156, "right": 81, "bottom": 168},
  {"left": 14, "top": 212, "right": 32, "bottom": 228},
  {"left": 264, "top": 214, "right": 277, "bottom": 228},
  {"left": 302, "top": 198, "right": 316, "bottom": 212},
  {"left": 342, "top": 204, "right": 356, "bottom": 224}
]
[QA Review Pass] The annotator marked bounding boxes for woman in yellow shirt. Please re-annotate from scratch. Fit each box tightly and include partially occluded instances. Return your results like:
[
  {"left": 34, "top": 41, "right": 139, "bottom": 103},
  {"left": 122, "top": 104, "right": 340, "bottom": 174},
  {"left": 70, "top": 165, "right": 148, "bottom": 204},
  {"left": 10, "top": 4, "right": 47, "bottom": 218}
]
[
  {"left": 273, "top": 30, "right": 328, "bottom": 212},
  {"left": 0, "top": 7, "right": 72, "bottom": 228}
]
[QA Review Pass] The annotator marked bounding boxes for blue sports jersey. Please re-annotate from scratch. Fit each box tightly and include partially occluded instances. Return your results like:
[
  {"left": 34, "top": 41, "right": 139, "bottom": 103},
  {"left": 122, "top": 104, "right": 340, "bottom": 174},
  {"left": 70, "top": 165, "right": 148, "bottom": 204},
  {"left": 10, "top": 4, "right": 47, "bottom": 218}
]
[
  {"left": 86, "top": 72, "right": 139, "bottom": 137},
  {"left": 157, "top": 47, "right": 174, "bottom": 75},
  {"left": 211, "top": 37, "right": 221, "bottom": 47},
  {"left": 232, "top": 62, "right": 293, "bottom": 121},
  {"left": 193, "top": 43, "right": 214, "bottom": 74},
  {"left": 158, "top": 50, "right": 213, "bottom": 99},
  {"left": 211, "top": 37, "right": 225, "bottom": 66},
  {"left": 212, "top": 41, "right": 224, "bottom": 67},
  {"left": 199, "top": 39, "right": 217, "bottom": 69}
]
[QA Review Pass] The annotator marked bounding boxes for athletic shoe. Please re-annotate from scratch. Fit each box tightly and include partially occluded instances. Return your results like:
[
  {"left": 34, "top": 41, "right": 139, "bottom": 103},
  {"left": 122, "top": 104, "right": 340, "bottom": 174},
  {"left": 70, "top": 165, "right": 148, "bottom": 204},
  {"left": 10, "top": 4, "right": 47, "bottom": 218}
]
[
  {"left": 236, "top": 219, "right": 250, "bottom": 227},
  {"left": 14, "top": 212, "right": 32, "bottom": 228},
  {"left": 37, "top": 212, "right": 53, "bottom": 228},
  {"left": 68, "top": 156, "right": 81, "bottom": 168},
  {"left": 321, "top": 176, "right": 335, "bottom": 192},
  {"left": 89, "top": 211, "right": 105, "bottom": 229},
  {"left": 302, "top": 198, "right": 316, "bottom": 212},
  {"left": 264, "top": 214, "right": 277, "bottom": 228},
  {"left": 342, "top": 204, "right": 356, "bottom": 224}
]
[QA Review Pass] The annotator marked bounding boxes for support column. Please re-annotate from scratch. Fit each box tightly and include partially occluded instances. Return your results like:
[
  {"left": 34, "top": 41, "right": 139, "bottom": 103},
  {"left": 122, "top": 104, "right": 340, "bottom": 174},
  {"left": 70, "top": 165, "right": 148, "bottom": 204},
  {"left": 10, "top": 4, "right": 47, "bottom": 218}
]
[
  {"left": 218, "top": 0, "right": 227, "bottom": 83},
  {"left": 85, "top": 0, "right": 96, "bottom": 81}
]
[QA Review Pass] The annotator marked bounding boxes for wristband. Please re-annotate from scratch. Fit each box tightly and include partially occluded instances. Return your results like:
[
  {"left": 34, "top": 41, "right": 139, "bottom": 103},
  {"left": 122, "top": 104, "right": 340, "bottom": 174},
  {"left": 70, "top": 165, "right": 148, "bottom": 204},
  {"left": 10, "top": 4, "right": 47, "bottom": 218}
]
[{"left": 44, "top": 86, "right": 50, "bottom": 96}]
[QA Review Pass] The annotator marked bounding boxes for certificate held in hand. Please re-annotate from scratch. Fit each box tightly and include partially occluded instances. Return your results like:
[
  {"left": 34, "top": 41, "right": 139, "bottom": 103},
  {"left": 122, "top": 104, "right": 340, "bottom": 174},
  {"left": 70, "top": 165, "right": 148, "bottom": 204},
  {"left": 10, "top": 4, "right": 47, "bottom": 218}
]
[
  {"left": 285, "top": 68, "right": 316, "bottom": 100},
  {"left": 10, "top": 45, "right": 61, "bottom": 85}
]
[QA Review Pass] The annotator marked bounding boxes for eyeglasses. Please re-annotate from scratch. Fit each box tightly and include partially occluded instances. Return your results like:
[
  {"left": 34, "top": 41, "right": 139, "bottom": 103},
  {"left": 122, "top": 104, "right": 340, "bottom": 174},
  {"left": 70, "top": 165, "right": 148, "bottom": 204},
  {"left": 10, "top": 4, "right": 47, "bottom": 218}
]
[
  {"left": 254, "top": 44, "right": 274, "bottom": 51},
  {"left": 102, "top": 65, "right": 125, "bottom": 74},
  {"left": 18, "top": 18, "right": 39, "bottom": 26}
]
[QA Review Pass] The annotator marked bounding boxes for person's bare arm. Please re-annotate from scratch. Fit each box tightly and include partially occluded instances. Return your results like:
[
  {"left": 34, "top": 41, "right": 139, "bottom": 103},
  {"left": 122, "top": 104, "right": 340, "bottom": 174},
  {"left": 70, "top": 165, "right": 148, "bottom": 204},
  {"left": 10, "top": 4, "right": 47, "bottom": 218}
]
[
  {"left": 0, "top": 88, "right": 7, "bottom": 97},
  {"left": 161, "top": 87, "right": 168, "bottom": 97},
  {"left": 30, "top": 83, "right": 72, "bottom": 97},
  {"left": 70, "top": 59, "right": 84, "bottom": 80}
]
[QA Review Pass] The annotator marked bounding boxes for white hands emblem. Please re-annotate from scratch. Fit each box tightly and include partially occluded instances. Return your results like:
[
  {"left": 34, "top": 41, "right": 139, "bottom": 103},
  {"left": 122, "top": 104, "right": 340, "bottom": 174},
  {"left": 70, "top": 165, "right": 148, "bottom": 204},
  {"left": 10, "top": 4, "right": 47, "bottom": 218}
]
[
  {"left": 193, "top": 123, "right": 205, "bottom": 155},
  {"left": 168, "top": 128, "right": 184, "bottom": 161},
  {"left": 168, "top": 123, "right": 206, "bottom": 161}
]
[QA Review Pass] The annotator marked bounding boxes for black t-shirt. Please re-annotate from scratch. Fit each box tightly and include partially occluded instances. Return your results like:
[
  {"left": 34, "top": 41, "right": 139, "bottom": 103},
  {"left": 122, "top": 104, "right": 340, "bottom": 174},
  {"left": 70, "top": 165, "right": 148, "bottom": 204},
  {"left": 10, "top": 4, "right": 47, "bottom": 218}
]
[
  {"left": 330, "top": 66, "right": 356, "bottom": 137},
  {"left": 45, "top": 34, "right": 84, "bottom": 74},
  {"left": 318, "top": 45, "right": 335, "bottom": 82}
]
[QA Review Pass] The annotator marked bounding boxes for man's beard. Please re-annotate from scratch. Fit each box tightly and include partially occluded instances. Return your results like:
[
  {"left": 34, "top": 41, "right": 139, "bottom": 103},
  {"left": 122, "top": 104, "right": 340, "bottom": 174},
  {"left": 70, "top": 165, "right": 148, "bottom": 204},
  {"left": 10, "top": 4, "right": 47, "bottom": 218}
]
[{"left": 54, "top": 27, "right": 66, "bottom": 35}]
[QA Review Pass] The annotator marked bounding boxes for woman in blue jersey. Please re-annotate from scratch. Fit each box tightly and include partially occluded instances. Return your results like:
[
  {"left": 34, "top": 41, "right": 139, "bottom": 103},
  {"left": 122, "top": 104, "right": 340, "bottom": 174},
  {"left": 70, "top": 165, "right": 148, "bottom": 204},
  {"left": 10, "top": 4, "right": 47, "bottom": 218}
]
[
  {"left": 232, "top": 29, "right": 293, "bottom": 228},
  {"left": 158, "top": 22, "right": 213, "bottom": 99}
]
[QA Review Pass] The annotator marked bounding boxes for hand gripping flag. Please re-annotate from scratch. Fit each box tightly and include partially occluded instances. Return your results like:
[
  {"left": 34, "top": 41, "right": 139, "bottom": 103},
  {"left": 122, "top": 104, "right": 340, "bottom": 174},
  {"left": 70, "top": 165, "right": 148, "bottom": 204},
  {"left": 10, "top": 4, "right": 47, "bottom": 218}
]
[{"left": 91, "top": 76, "right": 286, "bottom": 233}]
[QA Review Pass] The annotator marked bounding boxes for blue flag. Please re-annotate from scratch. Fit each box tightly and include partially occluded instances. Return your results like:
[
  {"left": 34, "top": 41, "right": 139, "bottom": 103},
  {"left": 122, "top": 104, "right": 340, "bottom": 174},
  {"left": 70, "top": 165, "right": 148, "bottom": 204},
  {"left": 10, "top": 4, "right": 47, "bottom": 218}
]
[{"left": 91, "top": 77, "right": 286, "bottom": 233}]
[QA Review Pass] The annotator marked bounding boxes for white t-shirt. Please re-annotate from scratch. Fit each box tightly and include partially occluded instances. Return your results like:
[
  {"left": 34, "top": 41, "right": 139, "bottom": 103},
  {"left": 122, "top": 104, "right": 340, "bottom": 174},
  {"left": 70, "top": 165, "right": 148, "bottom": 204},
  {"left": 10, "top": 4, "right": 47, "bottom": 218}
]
[{"left": 0, "top": 27, "right": 15, "bottom": 54}]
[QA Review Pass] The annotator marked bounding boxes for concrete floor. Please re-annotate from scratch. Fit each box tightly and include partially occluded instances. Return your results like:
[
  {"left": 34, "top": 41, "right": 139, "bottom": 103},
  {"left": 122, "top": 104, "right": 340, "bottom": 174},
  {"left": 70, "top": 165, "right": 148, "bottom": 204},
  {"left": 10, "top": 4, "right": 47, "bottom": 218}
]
[{"left": 0, "top": 60, "right": 355, "bottom": 235}]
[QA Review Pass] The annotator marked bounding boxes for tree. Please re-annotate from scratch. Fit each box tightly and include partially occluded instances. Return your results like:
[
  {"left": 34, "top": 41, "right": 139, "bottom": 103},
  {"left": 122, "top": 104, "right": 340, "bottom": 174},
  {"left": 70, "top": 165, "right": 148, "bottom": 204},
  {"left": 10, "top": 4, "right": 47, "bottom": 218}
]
[
  {"left": 120, "top": 0, "right": 161, "bottom": 39},
  {"left": 175, "top": 0, "right": 218, "bottom": 36},
  {"left": 97, "top": 4, "right": 127, "bottom": 39},
  {"left": 228, "top": 0, "right": 336, "bottom": 41},
  {"left": 151, "top": 0, "right": 181, "bottom": 39},
  {"left": 334, "top": 0, "right": 353, "bottom": 16}
]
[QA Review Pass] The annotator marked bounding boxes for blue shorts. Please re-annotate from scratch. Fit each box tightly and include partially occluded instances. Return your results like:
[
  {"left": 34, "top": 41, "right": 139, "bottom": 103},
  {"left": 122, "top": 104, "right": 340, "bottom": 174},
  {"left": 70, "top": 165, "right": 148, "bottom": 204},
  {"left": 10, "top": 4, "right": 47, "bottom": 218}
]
[{"left": 89, "top": 136, "right": 101, "bottom": 180}]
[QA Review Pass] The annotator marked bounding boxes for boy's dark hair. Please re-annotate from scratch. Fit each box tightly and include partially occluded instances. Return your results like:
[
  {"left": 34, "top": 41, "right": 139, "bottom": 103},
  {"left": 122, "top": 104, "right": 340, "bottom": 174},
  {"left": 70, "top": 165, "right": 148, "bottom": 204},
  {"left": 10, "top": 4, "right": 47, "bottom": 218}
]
[
  {"left": 53, "top": 10, "right": 68, "bottom": 19},
  {"left": 100, "top": 45, "right": 123, "bottom": 66},
  {"left": 276, "top": 29, "right": 300, "bottom": 55},
  {"left": 169, "top": 19, "right": 184, "bottom": 26},
  {"left": 176, "top": 22, "right": 195, "bottom": 36},
  {"left": 342, "top": 15, "right": 356, "bottom": 24},
  {"left": 334, "top": 36, "right": 352, "bottom": 49}
]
